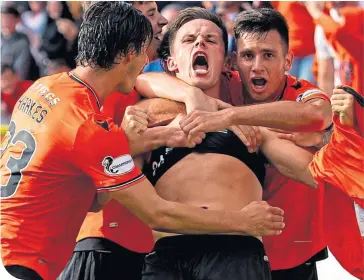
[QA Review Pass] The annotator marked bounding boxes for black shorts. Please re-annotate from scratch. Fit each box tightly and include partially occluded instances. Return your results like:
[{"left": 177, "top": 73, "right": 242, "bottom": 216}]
[
  {"left": 142, "top": 235, "right": 271, "bottom": 280},
  {"left": 271, "top": 247, "right": 328, "bottom": 280},
  {"left": 58, "top": 238, "right": 147, "bottom": 280},
  {"left": 5, "top": 265, "right": 43, "bottom": 280}
]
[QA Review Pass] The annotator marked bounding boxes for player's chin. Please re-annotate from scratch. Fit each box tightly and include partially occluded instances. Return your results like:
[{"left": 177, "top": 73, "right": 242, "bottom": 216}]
[
  {"left": 191, "top": 77, "right": 216, "bottom": 90},
  {"left": 249, "top": 87, "right": 271, "bottom": 101}
]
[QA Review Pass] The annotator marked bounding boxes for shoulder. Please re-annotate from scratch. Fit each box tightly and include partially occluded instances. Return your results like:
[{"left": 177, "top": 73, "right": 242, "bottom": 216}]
[
  {"left": 74, "top": 114, "right": 122, "bottom": 146},
  {"left": 285, "top": 75, "right": 329, "bottom": 103},
  {"left": 29, "top": 74, "right": 97, "bottom": 127}
]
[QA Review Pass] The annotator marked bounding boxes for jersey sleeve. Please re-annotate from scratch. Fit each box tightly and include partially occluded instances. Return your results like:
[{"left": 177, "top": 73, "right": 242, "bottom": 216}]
[
  {"left": 71, "top": 114, "right": 145, "bottom": 192},
  {"left": 294, "top": 82, "right": 331, "bottom": 104},
  {"left": 309, "top": 115, "right": 364, "bottom": 207}
]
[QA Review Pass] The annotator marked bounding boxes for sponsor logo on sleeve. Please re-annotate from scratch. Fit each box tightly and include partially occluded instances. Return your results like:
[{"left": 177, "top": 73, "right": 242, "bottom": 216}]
[
  {"left": 296, "top": 94, "right": 303, "bottom": 102},
  {"left": 102, "top": 154, "right": 134, "bottom": 176},
  {"left": 296, "top": 89, "right": 324, "bottom": 102}
]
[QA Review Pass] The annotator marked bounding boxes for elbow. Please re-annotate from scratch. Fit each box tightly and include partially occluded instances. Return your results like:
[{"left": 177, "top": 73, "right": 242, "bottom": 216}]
[
  {"left": 286, "top": 166, "right": 318, "bottom": 189},
  {"left": 135, "top": 74, "right": 153, "bottom": 98},
  {"left": 296, "top": 161, "right": 318, "bottom": 189},
  {"left": 146, "top": 202, "right": 172, "bottom": 232},
  {"left": 314, "top": 110, "right": 327, "bottom": 131},
  {"left": 304, "top": 106, "right": 329, "bottom": 131},
  {"left": 149, "top": 217, "right": 168, "bottom": 232}
]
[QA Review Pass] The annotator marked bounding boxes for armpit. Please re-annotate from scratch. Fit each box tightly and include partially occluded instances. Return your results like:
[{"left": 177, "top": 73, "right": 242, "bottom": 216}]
[{"left": 135, "top": 98, "right": 186, "bottom": 127}]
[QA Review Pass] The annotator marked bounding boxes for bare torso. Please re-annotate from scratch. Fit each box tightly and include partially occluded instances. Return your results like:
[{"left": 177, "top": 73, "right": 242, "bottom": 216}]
[
  {"left": 151, "top": 153, "right": 262, "bottom": 241},
  {"left": 136, "top": 98, "right": 263, "bottom": 241}
]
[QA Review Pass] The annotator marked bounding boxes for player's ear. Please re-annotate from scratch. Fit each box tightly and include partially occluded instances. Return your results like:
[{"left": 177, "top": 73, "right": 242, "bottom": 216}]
[
  {"left": 167, "top": 57, "right": 178, "bottom": 73},
  {"left": 124, "top": 53, "right": 134, "bottom": 64},
  {"left": 284, "top": 50, "right": 294, "bottom": 72}
]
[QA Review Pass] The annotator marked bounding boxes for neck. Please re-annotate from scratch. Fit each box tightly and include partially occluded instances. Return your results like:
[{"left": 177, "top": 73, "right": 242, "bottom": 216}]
[
  {"left": 147, "top": 48, "right": 157, "bottom": 62},
  {"left": 72, "top": 66, "right": 119, "bottom": 105},
  {"left": 243, "top": 76, "right": 287, "bottom": 104},
  {"left": 203, "top": 80, "right": 221, "bottom": 99}
]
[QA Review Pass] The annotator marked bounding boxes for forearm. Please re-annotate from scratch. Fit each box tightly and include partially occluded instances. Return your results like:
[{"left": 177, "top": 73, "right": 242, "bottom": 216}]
[
  {"left": 152, "top": 200, "right": 247, "bottom": 235},
  {"left": 134, "top": 98, "right": 185, "bottom": 127},
  {"left": 260, "top": 128, "right": 317, "bottom": 188},
  {"left": 128, "top": 126, "right": 173, "bottom": 156},
  {"left": 136, "top": 72, "right": 196, "bottom": 102},
  {"left": 227, "top": 101, "right": 328, "bottom": 132},
  {"left": 317, "top": 58, "right": 335, "bottom": 97},
  {"left": 111, "top": 180, "right": 247, "bottom": 235}
]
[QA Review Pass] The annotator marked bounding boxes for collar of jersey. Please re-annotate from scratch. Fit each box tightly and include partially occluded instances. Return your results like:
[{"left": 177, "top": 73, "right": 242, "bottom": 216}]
[{"left": 68, "top": 71, "right": 102, "bottom": 109}]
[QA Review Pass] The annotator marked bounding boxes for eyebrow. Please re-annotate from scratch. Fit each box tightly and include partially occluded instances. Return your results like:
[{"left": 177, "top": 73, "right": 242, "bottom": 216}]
[
  {"left": 206, "top": 34, "right": 219, "bottom": 39},
  {"left": 181, "top": 33, "right": 220, "bottom": 39},
  {"left": 239, "top": 48, "right": 277, "bottom": 54},
  {"left": 262, "top": 48, "right": 277, "bottom": 53},
  {"left": 147, "top": 8, "right": 156, "bottom": 14}
]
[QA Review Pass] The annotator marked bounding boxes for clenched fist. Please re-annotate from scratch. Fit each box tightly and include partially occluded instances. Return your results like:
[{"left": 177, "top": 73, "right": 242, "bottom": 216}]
[
  {"left": 230, "top": 125, "right": 262, "bottom": 153},
  {"left": 240, "top": 201, "right": 285, "bottom": 236},
  {"left": 331, "top": 86, "right": 356, "bottom": 127},
  {"left": 167, "top": 114, "right": 206, "bottom": 148},
  {"left": 121, "top": 106, "right": 150, "bottom": 140}
]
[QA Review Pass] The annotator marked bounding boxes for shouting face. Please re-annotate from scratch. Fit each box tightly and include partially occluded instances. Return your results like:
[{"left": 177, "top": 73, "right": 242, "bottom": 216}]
[
  {"left": 167, "top": 19, "right": 226, "bottom": 90},
  {"left": 236, "top": 29, "right": 293, "bottom": 103}
]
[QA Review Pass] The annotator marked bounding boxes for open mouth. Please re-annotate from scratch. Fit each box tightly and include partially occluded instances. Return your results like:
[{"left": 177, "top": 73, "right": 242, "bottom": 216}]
[
  {"left": 193, "top": 53, "right": 209, "bottom": 74},
  {"left": 251, "top": 78, "right": 267, "bottom": 89},
  {"left": 154, "top": 31, "right": 163, "bottom": 41}
]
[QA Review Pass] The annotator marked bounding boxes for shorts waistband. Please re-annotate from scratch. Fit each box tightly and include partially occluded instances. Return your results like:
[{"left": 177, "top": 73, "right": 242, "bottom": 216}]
[{"left": 154, "top": 235, "right": 265, "bottom": 254}]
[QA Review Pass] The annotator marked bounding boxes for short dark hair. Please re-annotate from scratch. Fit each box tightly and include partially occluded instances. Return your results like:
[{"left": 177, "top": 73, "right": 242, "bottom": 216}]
[
  {"left": 233, "top": 8, "right": 289, "bottom": 52},
  {"left": 158, "top": 7, "right": 228, "bottom": 73},
  {"left": 1, "top": 6, "right": 20, "bottom": 18},
  {"left": 76, "top": 1, "right": 153, "bottom": 70}
]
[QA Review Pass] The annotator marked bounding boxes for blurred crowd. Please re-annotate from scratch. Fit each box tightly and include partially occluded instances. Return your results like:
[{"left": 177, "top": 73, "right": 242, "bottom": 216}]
[{"left": 1, "top": 1, "right": 363, "bottom": 125}]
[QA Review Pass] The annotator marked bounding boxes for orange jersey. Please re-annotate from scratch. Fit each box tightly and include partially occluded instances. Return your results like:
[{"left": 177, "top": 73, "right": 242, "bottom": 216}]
[
  {"left": 76, "top": 72, "right": 243, "bottom": 252},
  {"left": 316, "top": 7, "right": 364, "bottom": 134},
  {"left": 102, "top": 90, "right": 140, "bottom": 126},
  {"left": 316, "top": 7, "right": 364, "bottom": 94},
  {"left": 0, "top": 72, "right": 145, "bottom": 280},
  {"left": 309, "top": 92, "right": 363, "bottom": 279},
  {"left": 310, "top": 116, "right": 364, "bottom": 207},
  {"left": 310, "top": 109, "right": 364, "bottom": 279},
  {"left": 272, "top": 2, "right": 316, "bottom": 57},
  {"left": 262, "top": 75, "right": 330, "bottom": 270},
  {"left": 77, "top": 89, "right": 154, "bottom": 253}
]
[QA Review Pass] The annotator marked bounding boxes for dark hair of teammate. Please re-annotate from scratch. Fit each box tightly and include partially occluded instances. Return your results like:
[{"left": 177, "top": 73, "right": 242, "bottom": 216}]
[
  {"left": 76, "top": 1, "right": 153, "bottom": 70},
  {"left": 233, "top": 8, "right": 289, "bottom": 53}
]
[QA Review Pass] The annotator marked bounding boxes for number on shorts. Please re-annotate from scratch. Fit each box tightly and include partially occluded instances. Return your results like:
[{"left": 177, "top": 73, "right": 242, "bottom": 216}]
[{"left": 1, "top": 121, "right": 36, "bottom": 198}]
